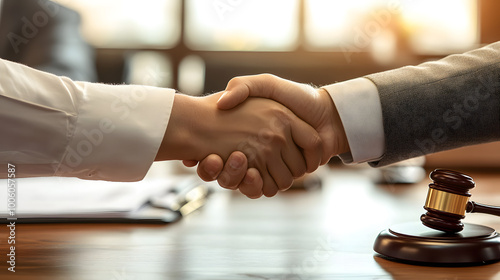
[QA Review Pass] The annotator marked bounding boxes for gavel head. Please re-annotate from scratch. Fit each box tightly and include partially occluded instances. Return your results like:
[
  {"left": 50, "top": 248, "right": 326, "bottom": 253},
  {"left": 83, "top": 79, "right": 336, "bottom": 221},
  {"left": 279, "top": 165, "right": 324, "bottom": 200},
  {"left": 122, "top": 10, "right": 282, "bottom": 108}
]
[{"left": 420, "top": 169, "right": 475, "bottom": 233}]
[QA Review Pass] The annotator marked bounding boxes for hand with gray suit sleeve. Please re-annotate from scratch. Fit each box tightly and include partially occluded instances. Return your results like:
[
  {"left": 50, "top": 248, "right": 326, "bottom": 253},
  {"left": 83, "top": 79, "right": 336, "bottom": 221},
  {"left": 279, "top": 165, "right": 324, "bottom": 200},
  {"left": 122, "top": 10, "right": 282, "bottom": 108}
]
[
  {"left": 365, "top": 41, "right": 500, "bottom": 166},
  {"left": 193, "top": 42, "right": 500, "bottom": 194}
]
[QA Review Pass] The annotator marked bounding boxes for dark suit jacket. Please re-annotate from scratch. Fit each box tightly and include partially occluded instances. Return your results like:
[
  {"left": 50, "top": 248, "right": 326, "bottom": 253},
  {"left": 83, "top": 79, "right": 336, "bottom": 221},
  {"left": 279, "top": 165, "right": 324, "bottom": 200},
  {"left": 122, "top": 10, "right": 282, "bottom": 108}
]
[
  {"left": 366, "top": 42, "right": 500, "bottom": 166},
  {"left": 0, "top": 0, "right": 96, "bottom": 81}
]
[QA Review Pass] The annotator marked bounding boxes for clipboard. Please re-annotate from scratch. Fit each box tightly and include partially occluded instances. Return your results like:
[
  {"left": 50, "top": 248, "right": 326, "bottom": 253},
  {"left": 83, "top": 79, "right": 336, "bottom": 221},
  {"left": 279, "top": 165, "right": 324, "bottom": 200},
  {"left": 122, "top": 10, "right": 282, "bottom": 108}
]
[{"left": 0, "top": 174, "right": 211, "bottom": 224}]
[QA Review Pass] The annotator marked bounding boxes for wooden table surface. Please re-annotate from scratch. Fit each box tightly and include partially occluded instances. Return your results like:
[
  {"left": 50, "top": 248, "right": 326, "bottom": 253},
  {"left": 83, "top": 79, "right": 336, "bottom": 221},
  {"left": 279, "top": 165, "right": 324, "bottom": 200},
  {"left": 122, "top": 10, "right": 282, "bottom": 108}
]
[{"left": 2, "top": 167, "right": 500, "bottom": 280}]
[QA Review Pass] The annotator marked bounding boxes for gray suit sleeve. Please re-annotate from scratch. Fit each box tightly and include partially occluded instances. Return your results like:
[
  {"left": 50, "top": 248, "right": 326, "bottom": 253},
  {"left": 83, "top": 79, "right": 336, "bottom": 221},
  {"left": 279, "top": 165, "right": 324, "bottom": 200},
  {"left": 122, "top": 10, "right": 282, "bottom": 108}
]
[{"left": 365, "top": 42, "right": 500, "bottom": 167}]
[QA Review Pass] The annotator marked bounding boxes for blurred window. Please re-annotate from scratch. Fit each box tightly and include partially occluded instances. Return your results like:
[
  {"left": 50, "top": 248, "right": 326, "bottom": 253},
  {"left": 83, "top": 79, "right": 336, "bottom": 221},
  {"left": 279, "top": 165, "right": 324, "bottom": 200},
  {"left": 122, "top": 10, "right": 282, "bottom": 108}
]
[
  {"left": 184, "top": 0, "right": 300, "bottom": 51},
  {"left": 56, "top": 0, "right": 478, "bottom": 54},
  {"left": 55, "top": 0, "right": 181, "bottom": 48},
  {"left": 304, "top": 0, "right": 478, "bottom": 54}
]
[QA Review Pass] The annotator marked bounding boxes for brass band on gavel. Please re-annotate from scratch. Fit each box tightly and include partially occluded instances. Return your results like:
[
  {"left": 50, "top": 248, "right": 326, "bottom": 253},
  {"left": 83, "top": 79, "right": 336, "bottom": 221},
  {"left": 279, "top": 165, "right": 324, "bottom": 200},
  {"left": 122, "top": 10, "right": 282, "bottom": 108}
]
[{"left": 424, "top": 188, "right": 469, "bottom": 216}]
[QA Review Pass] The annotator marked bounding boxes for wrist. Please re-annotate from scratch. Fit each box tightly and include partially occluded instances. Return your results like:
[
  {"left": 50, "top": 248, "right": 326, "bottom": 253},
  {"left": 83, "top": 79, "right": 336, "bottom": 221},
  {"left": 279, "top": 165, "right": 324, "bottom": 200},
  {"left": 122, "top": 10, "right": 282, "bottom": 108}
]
[
  {"left": 317, "top": 88, "right": 350, "bottom": 157},
  {"left": 156, "top": 94, "right": 204, "bottom": 161},
  {"left": 322, "top": 78, "right": 384, "bottom": 163}
]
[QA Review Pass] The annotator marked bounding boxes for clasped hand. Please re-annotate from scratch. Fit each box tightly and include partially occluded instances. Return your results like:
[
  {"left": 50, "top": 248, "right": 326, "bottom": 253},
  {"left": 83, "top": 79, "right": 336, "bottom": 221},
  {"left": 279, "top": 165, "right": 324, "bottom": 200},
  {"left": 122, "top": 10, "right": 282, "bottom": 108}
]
[
  {"left": 182, "top": 74, "right": 350, "bottom": 198},
  {"left": 158, "top": 90, "right": 323, "bottom": 198}
]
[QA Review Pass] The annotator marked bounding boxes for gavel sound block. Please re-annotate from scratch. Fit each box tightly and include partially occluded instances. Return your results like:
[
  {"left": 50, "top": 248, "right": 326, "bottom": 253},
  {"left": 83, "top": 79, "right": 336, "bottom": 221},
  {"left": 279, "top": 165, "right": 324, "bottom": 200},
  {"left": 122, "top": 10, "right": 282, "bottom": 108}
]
[{"left": 374, "top": 169, "right": 500, "bottom": 265}]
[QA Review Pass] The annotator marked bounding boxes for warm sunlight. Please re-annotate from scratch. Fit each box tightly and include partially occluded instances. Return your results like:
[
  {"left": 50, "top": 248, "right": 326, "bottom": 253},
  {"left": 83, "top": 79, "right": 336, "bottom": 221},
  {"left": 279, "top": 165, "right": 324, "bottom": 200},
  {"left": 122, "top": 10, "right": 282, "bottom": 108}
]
[
  {"left": 305, "top": 0, "right": 380, "bottom": 49},
  {"left": 185, "top": 0, "right": 300, "bottom": 51},
  {"left": 55, "top": 0, "right": 477, "bottom": 54},
  {"left": 401, "top": 0, "right": 477, "bottom": 54},
  {"left": 305, "top": 0, "right": 477, "bottom": 54},
  {"left": 54, "top": 0, "right": 181, "bottom": 48}
]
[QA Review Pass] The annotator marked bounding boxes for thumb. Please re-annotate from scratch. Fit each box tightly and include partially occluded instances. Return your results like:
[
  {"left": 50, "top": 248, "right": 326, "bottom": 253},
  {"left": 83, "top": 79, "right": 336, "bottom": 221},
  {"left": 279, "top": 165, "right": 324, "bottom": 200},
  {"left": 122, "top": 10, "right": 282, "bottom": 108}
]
[
  {"left": 216, "top": 86, "right": 248, "bottom": 110},
  {"left": 217, "top": 74, "right": 275, "bottom": 110},
  {"left": 217, "top": 79, "right": 250, "bottom": 110}
]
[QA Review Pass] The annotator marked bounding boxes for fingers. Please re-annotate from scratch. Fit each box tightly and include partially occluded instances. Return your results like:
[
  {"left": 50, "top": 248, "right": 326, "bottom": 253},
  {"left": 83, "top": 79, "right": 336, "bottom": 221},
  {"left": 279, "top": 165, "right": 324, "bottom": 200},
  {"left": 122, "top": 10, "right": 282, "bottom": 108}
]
[
  {"left": 196, "top": 154, "right": 224, "bottom": 181},
  {"left": 261, "top": 169, "right": 280, "bottom": 197},
  {"left": 182, "top": 160, "right": 198, "bottom": 167},
  {"left": 280, "top": 142, "right": 307, "bottom": 179},
  {"left": 192, "top": 152, "right": 290, "bottom": 198},
  {"left": 271, "top": 114, "right": 308, "bottom": 178},
  {"left": 218, "top": 154, "right": 265, "bottom": 198},
  {"left": 288, "top": 114, "right": 323, "bottom": 173},
  {"left": 217, "top": 151, "right": 248, "bottom": 190},
  {"left": 220, "top": 152, "right": 290, "bottom": 197},
  {"left": 217, "top": 152, "right": 278, "bottom": 198},
  {"left": 267, "top": 156, "right": 294, "bottom": 193},
  {"left": 238, "top": 168, "right": 264, "bottom": 199},
  {"left": 195, "top": 152, "right": 266, "bottom": 199}
]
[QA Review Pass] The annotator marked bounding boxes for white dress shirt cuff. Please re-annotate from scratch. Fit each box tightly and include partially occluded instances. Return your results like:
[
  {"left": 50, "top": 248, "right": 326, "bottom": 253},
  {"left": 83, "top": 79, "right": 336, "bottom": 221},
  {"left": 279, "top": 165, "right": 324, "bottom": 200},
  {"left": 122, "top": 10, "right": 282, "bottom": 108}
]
[
  {"left": 322, "top": 78, "right": 385, "bottom": 164},
  {"left": 55, "top": 82, "right": 174, "bottom": 181}
]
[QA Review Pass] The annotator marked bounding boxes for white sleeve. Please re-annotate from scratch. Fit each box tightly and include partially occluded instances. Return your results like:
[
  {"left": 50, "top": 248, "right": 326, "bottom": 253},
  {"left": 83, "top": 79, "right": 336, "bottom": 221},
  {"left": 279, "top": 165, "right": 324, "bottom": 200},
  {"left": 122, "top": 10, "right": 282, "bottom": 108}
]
[
  {"left": 322, "top": 78, "right": 385, "bottom": 164},
  {"left": 0, "top": 58, "right": 174, "bottom": 181}
]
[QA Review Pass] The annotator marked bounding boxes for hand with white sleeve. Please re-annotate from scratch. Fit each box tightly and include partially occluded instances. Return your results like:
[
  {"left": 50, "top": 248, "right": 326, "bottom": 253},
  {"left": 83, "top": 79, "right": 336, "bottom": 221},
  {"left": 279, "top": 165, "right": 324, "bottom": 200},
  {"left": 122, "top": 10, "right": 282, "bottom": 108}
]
[{"left": 158, "top": 91, "right": 323, "bottom": 198}]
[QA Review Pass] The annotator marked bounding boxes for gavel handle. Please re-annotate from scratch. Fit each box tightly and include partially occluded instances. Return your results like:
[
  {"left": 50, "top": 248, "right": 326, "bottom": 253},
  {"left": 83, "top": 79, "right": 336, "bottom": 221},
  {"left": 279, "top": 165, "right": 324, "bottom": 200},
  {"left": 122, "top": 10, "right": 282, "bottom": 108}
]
[{"left": 467, "top": 201, "right": 500, "bottom": 216}]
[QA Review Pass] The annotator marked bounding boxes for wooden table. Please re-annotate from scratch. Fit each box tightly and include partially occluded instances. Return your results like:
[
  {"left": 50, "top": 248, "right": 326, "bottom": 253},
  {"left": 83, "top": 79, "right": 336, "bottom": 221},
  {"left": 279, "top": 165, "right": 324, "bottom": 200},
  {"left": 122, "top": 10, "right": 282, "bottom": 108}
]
[{"left": 2, "top": 167, "right": 500, "bottom": 280}]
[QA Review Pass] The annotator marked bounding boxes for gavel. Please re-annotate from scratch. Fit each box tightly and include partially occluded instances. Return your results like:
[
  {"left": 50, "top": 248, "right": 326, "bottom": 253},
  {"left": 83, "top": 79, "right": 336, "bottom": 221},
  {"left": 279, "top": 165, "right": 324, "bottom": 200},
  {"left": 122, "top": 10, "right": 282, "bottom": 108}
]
[{"left": 420, "top": 169, "right": 500, "bottom": 233}]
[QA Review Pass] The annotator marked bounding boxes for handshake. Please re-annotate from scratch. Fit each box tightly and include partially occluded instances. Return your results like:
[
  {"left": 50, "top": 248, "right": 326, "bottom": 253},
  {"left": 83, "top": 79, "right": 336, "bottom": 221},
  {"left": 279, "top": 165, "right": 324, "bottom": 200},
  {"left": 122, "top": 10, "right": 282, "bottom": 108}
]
[{"left": 156, "top": 74, "right": 350, "bottom": 199}]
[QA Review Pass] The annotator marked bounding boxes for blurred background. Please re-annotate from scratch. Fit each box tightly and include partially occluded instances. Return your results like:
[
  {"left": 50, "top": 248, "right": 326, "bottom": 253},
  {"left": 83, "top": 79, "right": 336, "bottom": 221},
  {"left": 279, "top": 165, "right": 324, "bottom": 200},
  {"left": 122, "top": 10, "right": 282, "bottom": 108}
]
[{"left": 55, "top": 0, "right": 500, "bottom": 170}]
